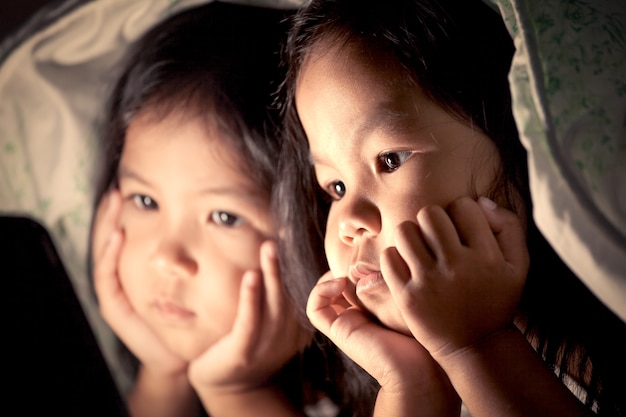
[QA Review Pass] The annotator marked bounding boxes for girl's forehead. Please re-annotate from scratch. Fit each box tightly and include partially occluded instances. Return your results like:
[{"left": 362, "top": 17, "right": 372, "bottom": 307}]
[
  {"left": 124, "top": 110, "right": 244, "bottom": 169},
  {"left": 122, "top": 112, "right": 268, "bottom": 193},
  {"left": 299, "top": 38, "right": 405, "bottom": 90}
]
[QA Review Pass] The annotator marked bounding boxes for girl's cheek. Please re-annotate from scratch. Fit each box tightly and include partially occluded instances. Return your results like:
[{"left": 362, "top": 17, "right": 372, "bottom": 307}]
[
  {"left": 118, "top": 203, "right": 153, "bottom": 238},
  {"left": 217, "top": 234, "right": 265, "bottom": 272},
  {"left": 324, "top": 233, "right": 346, "bottom": 277}
]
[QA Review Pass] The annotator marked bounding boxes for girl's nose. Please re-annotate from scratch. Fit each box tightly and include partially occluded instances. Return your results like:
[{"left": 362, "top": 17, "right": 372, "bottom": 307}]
[
  {"left": 150, "top": 238, "right": 198, "bottom": 279},
  {"left": 337, "top": 196, "right": 381, "bottom": 246}
]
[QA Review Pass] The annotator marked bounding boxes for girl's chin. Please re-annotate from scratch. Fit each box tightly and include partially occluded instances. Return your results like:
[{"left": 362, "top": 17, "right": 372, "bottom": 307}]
[{"left": 160, "top": 335, "right": 217, "bottom": 362}]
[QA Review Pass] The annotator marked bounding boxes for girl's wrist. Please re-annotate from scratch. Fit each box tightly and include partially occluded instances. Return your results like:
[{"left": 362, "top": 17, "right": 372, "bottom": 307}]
[
  {"left": 375, "top": 346, "right": 460, "bottom": 415},
  {"left": 190, "top": 374, "right": 273, "bottom": 402},
  {"left": 431, "top": 325, "right": 521, "bottom": 369},
  {"left": 375, "top": 377, "right": 461, "bottom": 417}
]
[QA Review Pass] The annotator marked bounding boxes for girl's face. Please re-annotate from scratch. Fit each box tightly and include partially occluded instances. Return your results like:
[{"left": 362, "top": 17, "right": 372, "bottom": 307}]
[
  {"left": 117, "top": 112, "right": 272, "bottom": 361},
  {"left": 295, "top": 42, "right": 502, "bottom": 335}
]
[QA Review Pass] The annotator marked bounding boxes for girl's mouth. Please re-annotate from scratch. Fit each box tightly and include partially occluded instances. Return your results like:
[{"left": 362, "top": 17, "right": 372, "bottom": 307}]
[
  {"left": 350, "top": 262, "right": 386, "bottom": 294},
  {"left": 154, "top": 299, "right": 196, "bottom": 325}
]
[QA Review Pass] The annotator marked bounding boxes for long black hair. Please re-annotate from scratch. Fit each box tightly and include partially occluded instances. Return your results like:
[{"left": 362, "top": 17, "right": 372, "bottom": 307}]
[{"left": 276, "top": 0, "right": 626, "bottom": 415}]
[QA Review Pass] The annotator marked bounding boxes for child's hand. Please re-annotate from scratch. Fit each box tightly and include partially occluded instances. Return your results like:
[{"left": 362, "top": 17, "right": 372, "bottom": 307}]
[
  {"left": 92, "top": 190, "right": 188, "bottom": 377},
  {"left": 381, "top": 196, "right": 529, "bottom": 362},
  {"left": 188, "top": 241, "right": 305, "bottom": 411},
  {"left": 307, "top": 272, "right": 461, "bottom": 417}
]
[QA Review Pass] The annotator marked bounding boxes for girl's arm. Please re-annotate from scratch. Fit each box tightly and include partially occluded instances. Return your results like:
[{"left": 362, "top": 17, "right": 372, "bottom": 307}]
[
  {"left": 193, "top": 385, "right": 300, "bottom": 417},
  {"left": 307, "top": 273, "right": 461, "bottom": 417},
  {"left": 434, "top": 326, "right": 593, "bottom": 417},
  {"left": 383, "top": 197, "right": 592, "bottom": 417},
  {"left": 188, "top": 241, "right": 307, "bottom": 417},
  {"left": 93, "top": 191, "right": 198, "bottom": 417}
]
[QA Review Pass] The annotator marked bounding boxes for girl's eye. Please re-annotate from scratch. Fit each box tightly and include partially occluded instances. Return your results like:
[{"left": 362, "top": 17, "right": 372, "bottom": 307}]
[
  {"left": 379, "top": 151, "right": 414, "bottom": 172},
  {"left": 132, "top": 194, "right": 158, "bottom": 210},
  {"left": 210, "top": 211, "right": 245, "bottom": 227},
  {"left": 325, "top": 180, "right": 346, "bottom": 201}
]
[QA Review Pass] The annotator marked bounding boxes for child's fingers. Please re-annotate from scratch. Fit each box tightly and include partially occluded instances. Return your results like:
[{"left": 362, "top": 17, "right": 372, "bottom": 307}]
[
  {"left": 478, "top": 197, "right": 529, "bottom": 276},
  {"left": 92, "top": 228, "right": 149, "bottom": 347},
  {"left": 319, "top": 268, "right": 356, "bottom": 312},
  {"left": 308, "top": 275, "right": 428, "bottom": 385},
  {"left": 416, "top": 205, "right": 462, "bottom": 261},
  {"left": 446, "top": 197, "right": 495, "bottom": 251},
  {"left": 389, "top": 220, "right": 436, "bottom": 277},
  {"left": 93, "top": 229, "right": 124, "bottom": 300},
  {"left": 259, "top": 240, "right": 304, "bottom": 341},
  {"left": 306, "top": 276, "right": 349, "bottom": 335},
  {"left": 261, "top": 240, "right": 309, "bottom": 345},
  {"left": 306, "top": 277, "right": 369, "bottom": 345},
  {"left": 92, "top": 190, "right": 124, "bottom": 310},
  {"left": 228, "top": 271, "right": 263, "bottom": 360},
  {"left": 258, "top": 240, "right": 284, "bottom": 322},
  {"left": 92, "top": 190, "right": 122, "bottom": 261},
  {"left": 93, "top": 228, "right": 143, "bottom": 338},
  {"left": 381, "top": 245, "right": 412, "bottom": 294}
]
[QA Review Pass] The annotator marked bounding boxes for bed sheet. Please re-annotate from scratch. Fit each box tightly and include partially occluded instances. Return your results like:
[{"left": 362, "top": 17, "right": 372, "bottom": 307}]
[{"left": 491, "top": 0, "right": 626, "bottom": 322}]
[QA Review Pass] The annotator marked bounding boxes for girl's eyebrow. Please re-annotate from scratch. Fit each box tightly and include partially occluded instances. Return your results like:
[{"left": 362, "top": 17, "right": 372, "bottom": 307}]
[
  {"left": 118, "top": 165, "right": 152, "bottom": 187},
  {"left": 199, "top": 185, "right": 265, "bottom": 200},
  {"left": 362, "top": 105, "right": 412, "bottom": 134},
  {"left": 119, "top": 165, "right": 266, "bottom": 203},
  {"left": 350, "top": 100, "right": 417, "bottom": 146},
  {"left": 199, "top": 185, "right": 270, "bottom": 210},
  {"left": 308, "top": 105, "right": 412, "bottom": 167}
]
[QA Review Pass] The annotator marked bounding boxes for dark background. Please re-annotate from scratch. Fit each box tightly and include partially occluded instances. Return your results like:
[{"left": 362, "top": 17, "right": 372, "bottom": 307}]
[{"left": 1, "top": 0, "right": 57, "bottom": 41}]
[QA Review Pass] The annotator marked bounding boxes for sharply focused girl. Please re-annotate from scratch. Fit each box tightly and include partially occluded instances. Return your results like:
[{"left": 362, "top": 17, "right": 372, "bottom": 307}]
[{"left": 276, "top": 0, "right": 626, "bottom": 416}]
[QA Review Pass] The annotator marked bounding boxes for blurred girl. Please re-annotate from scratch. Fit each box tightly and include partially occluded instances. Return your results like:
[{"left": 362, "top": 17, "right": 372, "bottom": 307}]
[{"left": 90, "top": 3, "right": 324, "bottom": 416}]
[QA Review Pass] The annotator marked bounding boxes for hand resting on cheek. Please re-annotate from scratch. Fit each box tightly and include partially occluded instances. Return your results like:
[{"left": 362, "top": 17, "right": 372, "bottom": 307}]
[{"left": 381, "top": 196, "right": 529, "bottom": 363}]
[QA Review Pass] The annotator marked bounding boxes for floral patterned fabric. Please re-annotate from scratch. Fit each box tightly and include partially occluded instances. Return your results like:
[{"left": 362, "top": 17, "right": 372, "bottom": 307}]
[{"left": 489, "top": 0, "right": 626, "bottom": 322}]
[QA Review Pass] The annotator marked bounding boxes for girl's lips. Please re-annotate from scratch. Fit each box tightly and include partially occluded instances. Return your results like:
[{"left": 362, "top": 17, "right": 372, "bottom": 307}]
[
  {"left": 154, "top": 299, "right": 196, "bottom": 324},
  {"left": 350, "top": 262, "right": 385, "bottom": 293}
]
